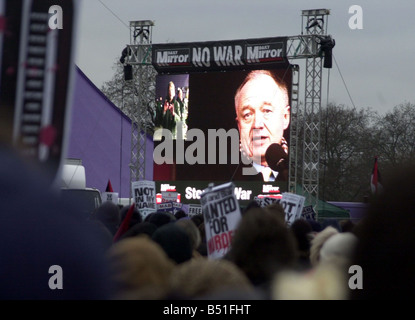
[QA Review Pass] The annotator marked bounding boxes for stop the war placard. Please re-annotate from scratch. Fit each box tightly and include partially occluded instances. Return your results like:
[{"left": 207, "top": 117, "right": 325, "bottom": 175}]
[
  {"left": 255, "top": 192, "right": 306, "bottom": 226},
  {"left": 280, "top": 192, "right": 305, "bottom": 226},
  {"left": 200, "top": 182, "right": 242, "bottom": 260},
  {"left": 131, "top": 180, "right": 157, "bottom": 218}
]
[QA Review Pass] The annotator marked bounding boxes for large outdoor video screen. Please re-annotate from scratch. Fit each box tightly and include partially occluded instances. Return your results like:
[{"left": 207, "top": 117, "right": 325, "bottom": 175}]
[{"left": 153, "top": 66, "right": 293, "bottom": 185}]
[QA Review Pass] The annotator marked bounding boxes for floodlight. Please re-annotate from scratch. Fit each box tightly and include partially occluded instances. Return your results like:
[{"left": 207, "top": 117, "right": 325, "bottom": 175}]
[{"left": 317, "top": 36, "right": 335, "bottom": 68}]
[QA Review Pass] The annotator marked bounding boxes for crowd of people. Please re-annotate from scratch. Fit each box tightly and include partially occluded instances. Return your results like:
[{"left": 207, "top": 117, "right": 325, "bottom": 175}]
[{"left": 1, "top": 142, "right": 415, "bottom": 300}]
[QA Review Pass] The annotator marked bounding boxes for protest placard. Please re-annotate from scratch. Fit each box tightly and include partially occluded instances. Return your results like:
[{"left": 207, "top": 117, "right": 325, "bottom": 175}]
[
  {"left": 200, "top": 182, "right": 242, "bottom": 259},
  {"left": 101, "top": 192, "right": 119, "bottom": 205},
  {"left": 254, "top": 192, "right": 305, "bottom": 226},
  {"left": 302, "top": 205, "right": 316, "bottom": 221},
  {"left": 156, "top": 201, "right": 188, "bottom": 216},
  {"left": 161, "top": 191, "right": 179, "bottom": 203},
  {"left": 156, "top": 201, "right": 173, "bottom": 212},
  {"left": 131, "top": 180, "right": 157, "bottom": 218},
  {"left": 254, "top": 195, "right": 281, "bottom": 207},
  {"left": 188, "top": 204, "right": 202, "bottom": 217},
  {"left": 280, "top": 192, "right": 305, "bottom": 226}
]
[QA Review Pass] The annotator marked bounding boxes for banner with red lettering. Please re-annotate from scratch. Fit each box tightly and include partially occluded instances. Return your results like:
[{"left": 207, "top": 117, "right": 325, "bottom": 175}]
[{"left": 200, "top": 182, "right": 242, "bottom": 259}]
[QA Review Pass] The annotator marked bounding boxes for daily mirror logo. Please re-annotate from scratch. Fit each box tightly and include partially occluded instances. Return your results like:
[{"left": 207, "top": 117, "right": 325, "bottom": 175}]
[
  {"left": 246, "top": 42, "right": 284, "bottom": 64},
  {"left": 155, "top": 48, "right": 191, "bottom": 67}
]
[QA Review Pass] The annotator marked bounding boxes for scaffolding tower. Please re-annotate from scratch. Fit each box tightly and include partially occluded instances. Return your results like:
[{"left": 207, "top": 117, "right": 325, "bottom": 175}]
[
  {"left": 287, "top": 8, "right": 331, "bottom": 215},
  {"left": 123, "top": 20, "right": 156, "bottom": 198}
]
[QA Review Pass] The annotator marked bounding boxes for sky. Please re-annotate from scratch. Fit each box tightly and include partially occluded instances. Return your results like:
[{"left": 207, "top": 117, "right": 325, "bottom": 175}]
[{"left": 75, "top": 0, "right": 415, "bottom": 115}]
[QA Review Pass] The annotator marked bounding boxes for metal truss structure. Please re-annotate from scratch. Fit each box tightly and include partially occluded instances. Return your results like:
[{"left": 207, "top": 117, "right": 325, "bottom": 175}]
[
  {"left": 288, "top": 64, "right": 300, "bottom": 194},
  {"left": 287, "top": 9, "right": 331, "bottom": 215},
  {"left": 124, "top": 9, "right": 331, "bottom": 213},
  {"left": 123, "top": 20, "right": 156, "bottom": 197}
]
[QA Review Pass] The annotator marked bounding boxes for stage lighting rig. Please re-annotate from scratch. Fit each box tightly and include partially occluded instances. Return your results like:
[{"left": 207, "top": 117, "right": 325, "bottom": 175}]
[
  {"left": 120, "top": 46, "right": 130, "bottom": 64},
  {"left": 316, "top": 35, "right": 335, "bottom": 68},
  {"left": 120, "top": 46, "right": 133, "bottom": 80},
  {"left": 306, "top": 18, "right": 324, "bottom": 30},
  {"left": 134, "top": 28, "right": 149, "bottom": 41}
]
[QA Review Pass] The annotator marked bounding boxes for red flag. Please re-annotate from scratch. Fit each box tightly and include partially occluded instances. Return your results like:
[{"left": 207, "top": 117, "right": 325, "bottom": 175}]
[
  {"left": 113, "top": 203, "right": 135, "bottom": 242},
  {"left": 105, "top": 179, "right": 114, "bottom": 192},
  {"left": 370, "top": 156, "right": 383, "bottom": 194}
]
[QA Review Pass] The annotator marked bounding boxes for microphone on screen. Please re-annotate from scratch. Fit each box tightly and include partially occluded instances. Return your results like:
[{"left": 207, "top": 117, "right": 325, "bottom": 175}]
[{"left": 265, "top": 143, "right": 288, "bottom": 173}]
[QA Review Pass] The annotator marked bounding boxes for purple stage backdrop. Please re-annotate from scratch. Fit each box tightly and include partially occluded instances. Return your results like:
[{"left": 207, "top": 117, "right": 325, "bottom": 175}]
[{"left": 66, "top": 67, "right": 153, "bottom": 198}]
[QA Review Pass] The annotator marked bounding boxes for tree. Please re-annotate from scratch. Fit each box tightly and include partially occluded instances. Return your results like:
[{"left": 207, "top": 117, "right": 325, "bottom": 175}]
[
  {"left": 374, "top": 102, "right": 415, "bottom": 168},
  {"left": 100, "top": 60, "right": 125, "bottom": 109},
  {"left": 295, "top": 101, "right": 415, "bottom": 202},
  {"left": 318, "top": 103, "right": 378, "bottom": 201}
]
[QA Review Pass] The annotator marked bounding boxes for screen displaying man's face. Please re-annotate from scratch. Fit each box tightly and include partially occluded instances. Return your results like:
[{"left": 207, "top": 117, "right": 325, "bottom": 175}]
[
  {"left": 153, "top": 68, "right": 292, "bottom": 182},
  {"left": 235, "top": 71, "right": 290, "bottom": 166}
]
